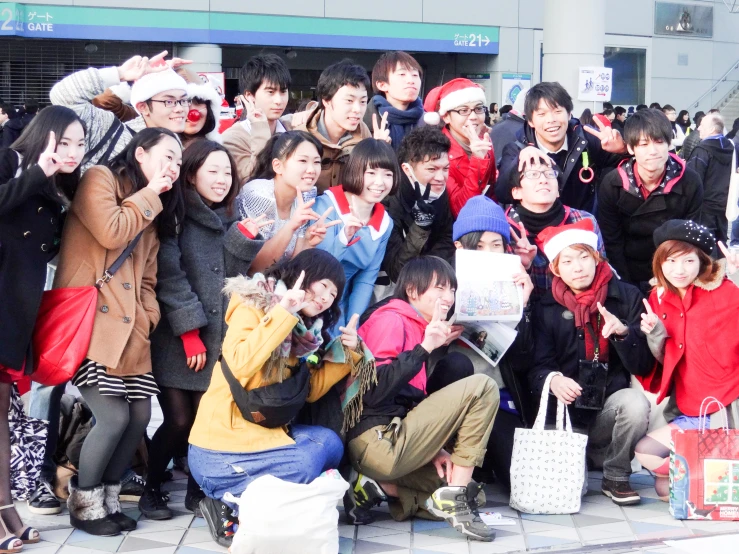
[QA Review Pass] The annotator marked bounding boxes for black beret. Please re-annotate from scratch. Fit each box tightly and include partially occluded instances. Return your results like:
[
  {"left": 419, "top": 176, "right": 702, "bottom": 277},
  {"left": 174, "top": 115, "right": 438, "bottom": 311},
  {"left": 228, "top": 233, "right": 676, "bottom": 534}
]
[{"left": 653, "top": 219, "right": 715, "bottom": 255}]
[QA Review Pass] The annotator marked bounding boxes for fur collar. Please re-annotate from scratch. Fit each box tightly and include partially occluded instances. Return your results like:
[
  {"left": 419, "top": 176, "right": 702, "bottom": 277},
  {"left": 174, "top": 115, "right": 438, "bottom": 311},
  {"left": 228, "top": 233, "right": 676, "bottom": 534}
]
[{"left": 222, "top": 274, "right": 287, "bottom": 312}]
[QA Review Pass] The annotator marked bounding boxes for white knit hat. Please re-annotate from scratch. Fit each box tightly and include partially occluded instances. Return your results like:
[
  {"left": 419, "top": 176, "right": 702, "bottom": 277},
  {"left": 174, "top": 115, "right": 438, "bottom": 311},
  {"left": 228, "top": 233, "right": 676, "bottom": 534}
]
[{"left": 130, "top": 69, "right": 188, "bottom": 114}]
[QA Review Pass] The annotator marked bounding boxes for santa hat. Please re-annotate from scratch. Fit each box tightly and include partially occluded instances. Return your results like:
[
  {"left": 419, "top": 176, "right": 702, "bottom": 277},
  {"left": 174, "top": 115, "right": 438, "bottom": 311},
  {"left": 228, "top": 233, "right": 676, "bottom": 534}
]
[
  {"left": 423, "top": 78, "right": 486, "bottom": 125},
  {"left": 539, "top": 219, "right": 598, "bottom": 261},
  {"left": 130, "top": 70, "right": 188, "bottom": 114},
  {"left": 593, "top": 113, "right": 611, "bottom": 128}
]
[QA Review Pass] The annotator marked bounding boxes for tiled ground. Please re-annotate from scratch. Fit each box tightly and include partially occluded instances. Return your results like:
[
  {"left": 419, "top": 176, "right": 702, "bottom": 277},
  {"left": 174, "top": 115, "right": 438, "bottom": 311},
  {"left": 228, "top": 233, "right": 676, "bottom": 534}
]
[{"left": 11, "top": 401, "right": 739, "bottom": 553}]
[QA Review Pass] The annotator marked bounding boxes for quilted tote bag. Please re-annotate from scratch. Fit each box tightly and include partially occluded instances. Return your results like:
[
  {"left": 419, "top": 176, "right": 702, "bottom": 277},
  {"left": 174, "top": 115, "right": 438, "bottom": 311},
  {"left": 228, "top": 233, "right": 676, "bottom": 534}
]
[{"left": 509, "top": 372, "right": 588, "bottom": 514}]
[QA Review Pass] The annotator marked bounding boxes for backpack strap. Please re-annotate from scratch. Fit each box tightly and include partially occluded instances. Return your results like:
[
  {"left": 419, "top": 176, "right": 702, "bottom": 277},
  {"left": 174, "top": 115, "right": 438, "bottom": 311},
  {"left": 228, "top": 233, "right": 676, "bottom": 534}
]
[{"left": 82, "top": 118, "right": 125, "bottom": 167}]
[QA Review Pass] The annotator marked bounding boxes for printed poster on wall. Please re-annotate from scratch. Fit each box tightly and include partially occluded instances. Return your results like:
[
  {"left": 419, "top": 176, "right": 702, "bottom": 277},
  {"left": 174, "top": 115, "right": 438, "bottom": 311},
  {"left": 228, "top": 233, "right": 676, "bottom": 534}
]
[
  {"left": 501, "top": 73, "right": 531, "bottom": 106},
  {"left": 577, "top": 67, "right": 613, "bottom": 102}
]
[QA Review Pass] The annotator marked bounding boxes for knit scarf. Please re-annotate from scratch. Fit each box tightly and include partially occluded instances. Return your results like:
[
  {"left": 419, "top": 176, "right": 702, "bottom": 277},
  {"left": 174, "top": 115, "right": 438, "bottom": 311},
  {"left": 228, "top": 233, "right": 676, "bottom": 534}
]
[
  {"left": 516, "top": 200, "right": 566, "bottom": 237},
  {"left": 551, "top": 262, "right": 613, "bottom": 362},
  {"left": 372, "top": 95, "right": 425, "bottom": 148}
]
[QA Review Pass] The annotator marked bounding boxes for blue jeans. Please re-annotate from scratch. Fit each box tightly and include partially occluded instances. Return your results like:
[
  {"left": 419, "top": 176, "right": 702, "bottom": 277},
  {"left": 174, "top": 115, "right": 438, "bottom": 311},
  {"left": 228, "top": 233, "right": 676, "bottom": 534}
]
[
  {"left": 189, "top": 424, "right": 343, "bottom": 514},
  {"left": 29, "top": 382, "right": 66, "bottom": 483}
]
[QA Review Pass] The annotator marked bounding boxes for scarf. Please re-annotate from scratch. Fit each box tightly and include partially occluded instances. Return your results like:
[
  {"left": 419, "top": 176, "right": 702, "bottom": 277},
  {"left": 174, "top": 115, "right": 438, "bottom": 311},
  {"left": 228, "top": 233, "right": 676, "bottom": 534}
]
[
  {"left": 516, "top": 200, "right": 566, "bottom": 237},
  {"left": 621, "top": 155, "right": 681, "bottom": 200},
  {"left": 372, "top": 95, "right": 424, "bottom": 148},
  {"left": 551, "top": 262, "right": 613, "bottom": 362}
]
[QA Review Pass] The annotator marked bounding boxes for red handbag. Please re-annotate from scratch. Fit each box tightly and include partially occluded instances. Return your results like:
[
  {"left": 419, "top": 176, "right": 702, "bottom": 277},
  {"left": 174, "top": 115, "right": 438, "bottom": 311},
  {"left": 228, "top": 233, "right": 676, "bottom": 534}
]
[{"left": 30, "top": 232, "right": 143, "bottom": 386}]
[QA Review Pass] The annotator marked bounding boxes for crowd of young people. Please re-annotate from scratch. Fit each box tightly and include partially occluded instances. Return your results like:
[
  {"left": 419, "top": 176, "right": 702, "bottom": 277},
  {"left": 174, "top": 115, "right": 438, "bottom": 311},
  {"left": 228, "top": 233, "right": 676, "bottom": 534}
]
[{"left": 1, "top": 48, "right": 738, "bottom": 550}]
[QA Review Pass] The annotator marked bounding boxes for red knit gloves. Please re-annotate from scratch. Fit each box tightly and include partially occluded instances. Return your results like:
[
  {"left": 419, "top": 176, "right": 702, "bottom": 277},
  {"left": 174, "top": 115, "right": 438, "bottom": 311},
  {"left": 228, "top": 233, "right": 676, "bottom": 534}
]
[{"left": 180, "top": 329, "right": 207, "bottom": 358}]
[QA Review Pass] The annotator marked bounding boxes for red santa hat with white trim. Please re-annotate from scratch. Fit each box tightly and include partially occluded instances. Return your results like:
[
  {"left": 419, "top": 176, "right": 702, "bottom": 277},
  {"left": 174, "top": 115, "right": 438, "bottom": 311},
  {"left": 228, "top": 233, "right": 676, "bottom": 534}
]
[
  {"left": 539, "top": 219, "right": 599, "bottom": 261},
  {"left": 423, "top": 78, "right": 487, "bottom": 126}
]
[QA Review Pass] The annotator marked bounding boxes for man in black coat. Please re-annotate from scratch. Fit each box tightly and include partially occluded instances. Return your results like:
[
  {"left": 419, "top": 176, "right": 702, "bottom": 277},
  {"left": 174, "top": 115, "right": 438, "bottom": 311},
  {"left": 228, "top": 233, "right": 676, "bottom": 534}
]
[
  {"left": 688, "top": 111, "right": 735, "bottom": 247},
  {"left": 496, "top": 82, "right": 629, "bottom": 214},
  {"left": 490, "top": 90, "right": 527, "bottom": 168},
  {"left": 598, "top": 109, "right": 703, "bottom": 293},
  {"left": 380, "top": 126, "right": 455, "bottom": 285}
]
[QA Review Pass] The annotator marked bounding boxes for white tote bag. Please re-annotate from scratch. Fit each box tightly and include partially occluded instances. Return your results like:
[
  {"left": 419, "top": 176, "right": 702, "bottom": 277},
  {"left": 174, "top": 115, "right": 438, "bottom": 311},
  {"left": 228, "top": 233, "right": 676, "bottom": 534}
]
[
  {"left": 226, "top": 470, "right": 349, "bottom": 554},
  {"left": 509, "top": 372, "right": 589, "bottom": 514},
  {"left": 725, "top": 139, "right": 739, "bottom": 222}
]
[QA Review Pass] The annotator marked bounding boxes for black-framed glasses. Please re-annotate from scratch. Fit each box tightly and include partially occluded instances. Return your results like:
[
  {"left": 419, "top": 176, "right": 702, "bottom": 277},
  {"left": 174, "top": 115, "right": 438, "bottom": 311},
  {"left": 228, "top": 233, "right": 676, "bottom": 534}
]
[
  {"left": 448, "top": 105, "right": 486, "bottom": 117},
  {"left": 149, "top": 98, "right": 191, "bottom": 109},
  {"left": 523, "top": 169, "right": 559, "bottom": 179}
]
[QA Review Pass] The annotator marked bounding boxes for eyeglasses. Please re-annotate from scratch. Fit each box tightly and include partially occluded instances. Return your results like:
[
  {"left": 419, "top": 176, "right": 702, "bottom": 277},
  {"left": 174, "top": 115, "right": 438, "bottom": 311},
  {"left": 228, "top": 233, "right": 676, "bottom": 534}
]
[
  {"left": 523, "top": 169, "right": 559, "bottom": 179},
  {"left": 448, "top": 106, "right": 486, "bottom": 117},
  {"left": 149, "top": 98, "right": 192, "bottom": 109}
]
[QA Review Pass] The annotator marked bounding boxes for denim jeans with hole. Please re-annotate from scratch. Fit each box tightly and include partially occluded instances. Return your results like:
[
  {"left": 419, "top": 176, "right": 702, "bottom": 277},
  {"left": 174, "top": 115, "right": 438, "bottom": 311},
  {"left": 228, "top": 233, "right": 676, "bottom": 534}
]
[{"left": 189, "top": 424, "right": 343, "bottom": 514}]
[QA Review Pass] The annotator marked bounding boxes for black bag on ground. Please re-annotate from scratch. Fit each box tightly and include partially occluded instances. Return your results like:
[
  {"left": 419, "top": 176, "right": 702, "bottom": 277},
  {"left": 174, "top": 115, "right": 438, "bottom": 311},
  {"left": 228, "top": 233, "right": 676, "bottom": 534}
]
[{"left": 220, "top": 355, "right": 311, "bottom": 428}]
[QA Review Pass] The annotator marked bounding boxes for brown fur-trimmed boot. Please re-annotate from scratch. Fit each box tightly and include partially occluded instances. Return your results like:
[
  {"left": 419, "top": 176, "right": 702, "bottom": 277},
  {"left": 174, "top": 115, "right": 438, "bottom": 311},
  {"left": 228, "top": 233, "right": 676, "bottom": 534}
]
[{"left": 67, "top": 476, "right": 120, "bottom": 536}]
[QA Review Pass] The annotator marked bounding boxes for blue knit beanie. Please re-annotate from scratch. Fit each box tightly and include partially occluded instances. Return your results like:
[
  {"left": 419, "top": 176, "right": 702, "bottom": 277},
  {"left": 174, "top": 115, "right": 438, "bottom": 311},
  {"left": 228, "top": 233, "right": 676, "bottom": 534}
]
[{"left": 453, "top": 196, "right": 510, "bottom": 243}]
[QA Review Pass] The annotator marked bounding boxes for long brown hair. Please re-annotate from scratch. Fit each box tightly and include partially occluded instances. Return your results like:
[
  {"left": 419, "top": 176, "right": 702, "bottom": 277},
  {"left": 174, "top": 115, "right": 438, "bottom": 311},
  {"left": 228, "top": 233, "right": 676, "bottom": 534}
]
[{"left": 651, "top": 240, "right": 720, "bottom": 296}]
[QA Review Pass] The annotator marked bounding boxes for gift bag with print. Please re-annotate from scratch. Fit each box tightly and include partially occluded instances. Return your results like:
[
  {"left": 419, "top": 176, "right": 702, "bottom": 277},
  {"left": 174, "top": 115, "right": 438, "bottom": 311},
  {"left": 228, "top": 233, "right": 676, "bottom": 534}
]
[
  {"left": 670, "top": 397, "right": 739, "bottom": 521},
  {"left": 509, "top": 372, "right": 589, "bottom": 514}
]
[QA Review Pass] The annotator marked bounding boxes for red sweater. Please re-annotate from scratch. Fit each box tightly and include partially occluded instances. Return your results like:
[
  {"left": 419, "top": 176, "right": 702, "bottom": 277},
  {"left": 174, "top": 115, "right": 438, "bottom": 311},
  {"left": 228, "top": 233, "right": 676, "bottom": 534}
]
[
  {"left": 443, "top": 127, "right": 496, "bottom": 218},
  {"left": 639, "top": 271, "right": 739, "bottom": 415}
]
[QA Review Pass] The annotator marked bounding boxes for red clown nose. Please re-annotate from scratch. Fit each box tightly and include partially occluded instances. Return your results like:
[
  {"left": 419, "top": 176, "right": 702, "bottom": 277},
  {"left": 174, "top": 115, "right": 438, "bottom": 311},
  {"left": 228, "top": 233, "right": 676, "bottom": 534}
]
[{"left": 187, "top": 109, "right": 202, "bottom": 123}]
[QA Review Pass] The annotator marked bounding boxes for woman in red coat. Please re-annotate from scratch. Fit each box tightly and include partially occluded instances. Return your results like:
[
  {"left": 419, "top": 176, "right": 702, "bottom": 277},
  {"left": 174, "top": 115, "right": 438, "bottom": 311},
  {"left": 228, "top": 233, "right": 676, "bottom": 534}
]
[{"left": 634, "top": 220, "right": 739, "bottom": 499}]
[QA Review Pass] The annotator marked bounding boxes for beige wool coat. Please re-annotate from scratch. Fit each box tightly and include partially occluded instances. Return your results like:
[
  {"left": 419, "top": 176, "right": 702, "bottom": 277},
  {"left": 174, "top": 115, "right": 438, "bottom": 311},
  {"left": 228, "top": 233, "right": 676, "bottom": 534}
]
[{"left": 53, "top": 165, "right": 163, "bottom": 377}]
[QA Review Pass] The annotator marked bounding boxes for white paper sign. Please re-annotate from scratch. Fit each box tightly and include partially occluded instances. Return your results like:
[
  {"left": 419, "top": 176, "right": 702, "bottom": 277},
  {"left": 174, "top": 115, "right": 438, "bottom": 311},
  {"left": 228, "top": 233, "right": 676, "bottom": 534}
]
[
  {"left": 455, "top": 250, "right": 523, "bottom": 323},
  {"left": 577, "top": 67, "right": 613, "bottom": 102}
]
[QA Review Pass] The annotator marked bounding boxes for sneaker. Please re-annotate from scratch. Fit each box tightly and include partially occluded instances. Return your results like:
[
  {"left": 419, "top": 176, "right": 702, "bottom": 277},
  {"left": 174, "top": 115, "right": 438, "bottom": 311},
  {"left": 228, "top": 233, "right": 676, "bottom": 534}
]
[
  {"left": 425, "top": 482, "right": 496, "bottom": 542},
  {"left": 601, "top": 478, "right": 641, "bottom": 506},
  {"left": 28, "top": 480, "right": 62, "bottom": 515},
  {"left": 120, "top": 473, "right": 145, "bottom": 502},
  {"left": 199, "top": 497, "right": 237, "bottom": 548},
  {"left": 185, "top": 489, "right": 206, "bottom": 517},
  {"left": 343, "top": 469, "right": 387, "bottom": 525},
  {"left": 138, "top": 488, "right": 173, "bottom": 520}
]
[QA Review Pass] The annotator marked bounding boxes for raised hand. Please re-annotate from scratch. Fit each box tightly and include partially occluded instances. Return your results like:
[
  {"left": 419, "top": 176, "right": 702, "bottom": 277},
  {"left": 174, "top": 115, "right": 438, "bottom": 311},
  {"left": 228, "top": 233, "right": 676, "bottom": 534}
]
[
  {"left": 118, "top": 54, "right": 153, "bottom": 82},
  {"left": 341, "top": 213, "right": 364, "bottom": 242},
  {"left": 338, "top": 313, "right": 360, "bottom": 350},
  {"left": 411, "top": 181, "right": 436, "bottom": 227},
  {"left": 146, "top": 160, "right": 174, "bottom": 195},
  {"left": 509, "top": 222, "right": 537, "bottom": 270},
  {"left": 420, "top": 299, "right": 451, "bottom": 353},
  {"left": 512, "top": 264, "right": 534, "bottom": 307},
  {"left": 164, "top": 56, "right": 193, "bottom": 70},
  {"left": 306, "top": 206, "right": 341, "bottom": 247},
  {"left": 465, "top": 125, "right": 492, "bottom": 159},
  {"left": 279, "top": 270, "right": 308, "bottom": 314},
  {"left": 597, "top": 302, "right": 628, "bottom": 338},
  {"left": 718, "top": 241, "right": 739, "bottom": 276},
  {"left": 244, "top": 96, "right": 266, "bottom": 123},
  {"left": 37, "top": 132, "right": 62, "bottom": 177},
  {"left": 640, "top": 298, "right": 659, "bottom": 335},
  {"left": 288, "top": 193, "right": 320, "bottom": 232},
  {"left": 583, "top": 116, "right": 627, "bottom": 153},
  {"left": 187, "top": 352, "right": 207, "bottom": 372},
  {"left": 241, "top": 213, "right": 275, "bottom": 237},
  {"left": 550, "top": 374, "right": 582, "bottom": 405},
  {"left": 372, "top": 111, "right": 391, "bottom": 144},
  {"left": 444, "top": 324, "right": 464, "bottom": 346},
  {"left": 517, "top": 146, "right": 553, "bottom": 172}
]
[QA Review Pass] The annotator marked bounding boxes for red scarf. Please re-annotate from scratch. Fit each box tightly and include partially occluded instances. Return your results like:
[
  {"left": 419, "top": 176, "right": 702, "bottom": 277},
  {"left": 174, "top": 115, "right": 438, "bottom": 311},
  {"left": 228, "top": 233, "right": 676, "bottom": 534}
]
[{"left": 552, "top": 263, "right": 613, "bottom": 361}]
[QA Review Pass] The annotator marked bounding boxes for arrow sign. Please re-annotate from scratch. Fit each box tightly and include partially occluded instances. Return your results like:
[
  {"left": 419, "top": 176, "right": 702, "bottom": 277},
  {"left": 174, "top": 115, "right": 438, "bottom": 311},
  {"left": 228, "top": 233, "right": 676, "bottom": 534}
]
[{"left": 483, "top": 35, "right": 490, "bottom": 46}]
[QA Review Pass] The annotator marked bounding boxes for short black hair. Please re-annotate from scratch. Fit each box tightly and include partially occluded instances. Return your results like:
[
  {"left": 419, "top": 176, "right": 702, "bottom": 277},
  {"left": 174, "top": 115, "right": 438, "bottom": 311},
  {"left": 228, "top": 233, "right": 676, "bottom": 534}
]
[
  {"left": 636, "top": 104, "right": 648, "bottom": 111},
  {"left": 394, "top": 256, "right": 457, "bottom": 303},
  {"left": 614, "top": 106, "right": 627, "bottom": 116},
  {"left": 662, "top": 104, "right": 676, "bottom": 113},
  {"left": 693, "top": 111, "right": 705, "bottom": 125},
  {"left": 603, "top": 102, "right": 614, "bottom": 111},
  {"left": 0, "top": 103, "right": 13, "bottom": 117},
  {"left": 239, "top": 53, "right": 291, "bottom": 96},
  {"left": 649, "top": 102, "right": 662, "bottom": 110},
  {"left": 341, "top": 138, "right": 400, "bottom": 196},
  {"left": 371, "top": 51, "right": 422, "bottom": 95},
  {"left": 24, "top": 98, "right": 39, "bottom": 114},
  {"left": 397, "top": 126, "right": 450, "bottom": 165},
  {"left": 499, "top": 104, "right": 513, "bottom": 115},
  {"left": 623, "top": 108, "right": 673, "bottom": 148},
  {"left": 524, "top": 82, "right": 574, "bottom": 122},
  {"left": 316, "top": 59, "right": 370, "bottom": 106},
  {"left": 602, "top": 108, "right": 614, "bottom": 117}
]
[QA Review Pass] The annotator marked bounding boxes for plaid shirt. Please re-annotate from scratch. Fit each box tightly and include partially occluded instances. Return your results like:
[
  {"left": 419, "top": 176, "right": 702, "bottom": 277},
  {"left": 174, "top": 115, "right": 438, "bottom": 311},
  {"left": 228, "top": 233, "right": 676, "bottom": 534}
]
[{"left": 504, "top": 205, "right": 606, "bottom": 299}]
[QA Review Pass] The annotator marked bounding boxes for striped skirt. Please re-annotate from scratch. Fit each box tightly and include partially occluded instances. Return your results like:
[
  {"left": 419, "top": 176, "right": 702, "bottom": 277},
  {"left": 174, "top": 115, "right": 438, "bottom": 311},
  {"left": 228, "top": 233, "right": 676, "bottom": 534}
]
[{"left": 72, "top": 359, "right": 159, "bottom": 401}]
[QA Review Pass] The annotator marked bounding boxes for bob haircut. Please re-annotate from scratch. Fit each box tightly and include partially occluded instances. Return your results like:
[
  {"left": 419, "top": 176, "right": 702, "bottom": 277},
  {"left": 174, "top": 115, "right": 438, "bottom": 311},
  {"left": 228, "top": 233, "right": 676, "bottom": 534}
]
[
  {"left": 264, "top": 248, "right": 346, "bottom": 334},
  {"left": 107, "top": 127, "right": 184, "bottom": 238},
  {"left": 651, "top": 240, "right": 720, "bottom": 297},
  {"left": 340, "top": 138, "right": 400, "bottom": 196},
  {"left": 623, "top": 109, "right": 673, "bottom": 148},
  {"left": 394, "top": 256, "right": 457, "bottom": 303},
  {"left": 371, "top": 51, "right": 423, "bottom": 95},
  {"left": 11, "top": 105, "right": 86, "bottom": 202},
  {"left": 247, "top": 130, "right": 323, "bottom": 182},
  {"left": 180, "top": 139, "right": 240, "bottom": 215},
  {"left": 524, "top": 82, "right": 574, "bottom": 122},
  {"left": 550, "top": 244, "right": 601, "bottom": 274}
]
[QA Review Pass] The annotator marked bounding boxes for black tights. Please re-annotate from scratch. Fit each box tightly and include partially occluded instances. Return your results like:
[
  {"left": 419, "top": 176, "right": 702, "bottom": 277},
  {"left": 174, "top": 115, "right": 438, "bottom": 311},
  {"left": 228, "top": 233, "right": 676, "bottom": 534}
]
[
  {"left": 147, "top": 387, "right": 204, "bottom": 492},
  {"left": 0, "top": 383, "right": 26, "bottom": 533}
]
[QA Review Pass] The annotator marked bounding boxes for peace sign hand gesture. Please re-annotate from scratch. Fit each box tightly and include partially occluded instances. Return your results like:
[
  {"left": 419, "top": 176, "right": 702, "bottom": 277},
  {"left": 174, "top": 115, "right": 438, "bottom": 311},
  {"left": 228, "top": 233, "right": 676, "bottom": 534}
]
[
  {"left": 597, "top": 302, "right": 628, "bottom": 338},
  {"left": 146, "top": 160, "right": 174, "bottom": 195},
  {"left": 339, "top": 313, "right": 360, "bottom": 350},
  {"left": 243, "top": 96, "right": 266, "bottom": 123},
  {"left": 38, "top": 132, "right": 62, "bottom": 177},
  {"left": 718, "top": 241, "right": 739, "bottom": 276},
  {"left": 279, "top": 270, "right": 308, "bottom": 315},
  {"left": 640, "top": 299, "right": 660, "bottom": 335},
  {"left": 306, "top": 206, "right": 341, "bottom": 247},
  {"left": 288, "top": 193, "right": 320, "bottom": 232},
  {"left": 509, "top": 222, "right": 537, "bottom": 270},
  {"left": 583, "top": 116, "right": 627, "bottom": 154},
  {"left": 420, "top": 299, "right": 451, "bottom": 353},
  {"left": 464, "top": 125, "right": 492, "bottom": 159},
  {"left": 341, "top": 214, "right": 364, "bottom": 242},
  {"left": 372, "top": 112, "right": 391, "bottom": 144},
  {"left": 241, "top": 213, "right": 275, "bottom": 237}
]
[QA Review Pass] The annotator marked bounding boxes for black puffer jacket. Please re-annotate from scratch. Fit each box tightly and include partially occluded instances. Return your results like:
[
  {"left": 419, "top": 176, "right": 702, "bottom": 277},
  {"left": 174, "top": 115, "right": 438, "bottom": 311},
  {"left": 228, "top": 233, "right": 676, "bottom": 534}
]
[
  {"left": 686, "top": 136, "right": 735, "bottom": 214},
  {"left": 528, "top": 277, "right": 653, "bottom": 426}
]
